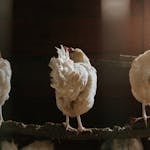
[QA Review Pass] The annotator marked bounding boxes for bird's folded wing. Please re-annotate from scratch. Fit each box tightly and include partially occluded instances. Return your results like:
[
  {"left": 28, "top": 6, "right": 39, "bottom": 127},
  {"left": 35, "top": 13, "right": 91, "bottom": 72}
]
[
  {"left": 0, "top": 68, "right": 11, "bottom": 97},
  {"left": 0, "top": 70, "right": 6, "bottom": 84},
  {"left": 51, "top": 63, "right": 88, "bottom": 101}
]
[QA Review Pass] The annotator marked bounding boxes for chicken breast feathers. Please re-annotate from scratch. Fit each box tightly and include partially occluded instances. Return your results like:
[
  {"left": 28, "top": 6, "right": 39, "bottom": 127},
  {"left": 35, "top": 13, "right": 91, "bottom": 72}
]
[
  {"left": 0, "top": 58, "right": 11, "bottom": 106},
  {"left": 129, "top": 50, "right": 150, "bottom": 104}
]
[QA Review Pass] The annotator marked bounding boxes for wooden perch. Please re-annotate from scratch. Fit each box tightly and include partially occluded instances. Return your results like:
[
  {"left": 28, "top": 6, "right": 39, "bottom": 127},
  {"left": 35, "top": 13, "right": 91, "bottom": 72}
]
[{"left": 0, "top": 120, "right": 150, "bottom": 142}]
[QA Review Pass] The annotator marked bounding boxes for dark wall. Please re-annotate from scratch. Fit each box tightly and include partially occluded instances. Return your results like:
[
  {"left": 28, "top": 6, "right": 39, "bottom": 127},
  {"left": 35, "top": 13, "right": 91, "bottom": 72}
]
[
  {"left": 0, "top": 0, "right": 150, "bottom": 57},
  {"left": 12, "top": 0, "right": 100, "bottom": 56},
  {"left": 11, "top": 0, "right": 150, "bottom": 57},
  {"left": 0, "top": 0, "right": 12, "bottom": 56}
]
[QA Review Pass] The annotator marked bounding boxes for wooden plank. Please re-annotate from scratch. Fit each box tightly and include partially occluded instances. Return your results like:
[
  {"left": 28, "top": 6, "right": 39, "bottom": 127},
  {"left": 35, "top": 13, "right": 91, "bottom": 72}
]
[{"left": 0, "top": 120, "right": 150, "bottom": 142}]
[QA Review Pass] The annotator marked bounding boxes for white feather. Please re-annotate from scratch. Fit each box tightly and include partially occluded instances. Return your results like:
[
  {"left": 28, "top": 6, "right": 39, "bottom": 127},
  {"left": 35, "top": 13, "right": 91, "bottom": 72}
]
[
  {"left": 21, "top": 141, "right": 54, "bottom": 150},
  {"left": 1, "top": 141, "right": 18, "bottom": 150}
]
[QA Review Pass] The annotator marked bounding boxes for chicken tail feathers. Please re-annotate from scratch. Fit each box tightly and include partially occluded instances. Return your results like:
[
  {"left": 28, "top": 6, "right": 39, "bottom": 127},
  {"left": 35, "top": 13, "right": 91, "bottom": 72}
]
[
  {"left": 55, "top": 45, "right": 70, "bottom": 61},
  {"left": 49, "top": 45, "right": 74, "bottom": 91}
]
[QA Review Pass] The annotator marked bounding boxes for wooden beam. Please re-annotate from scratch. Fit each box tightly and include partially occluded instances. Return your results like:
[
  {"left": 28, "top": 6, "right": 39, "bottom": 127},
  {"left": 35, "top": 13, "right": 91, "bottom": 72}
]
[{"left": 0, "top": 120, "right": 150, "bottom": 142}]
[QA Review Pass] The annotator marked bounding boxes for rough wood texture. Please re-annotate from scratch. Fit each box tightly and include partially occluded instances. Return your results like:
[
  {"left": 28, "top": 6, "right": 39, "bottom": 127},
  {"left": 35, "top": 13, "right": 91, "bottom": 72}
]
[{"left": 0, "top": 120, "right": 150, "bottom": 142}]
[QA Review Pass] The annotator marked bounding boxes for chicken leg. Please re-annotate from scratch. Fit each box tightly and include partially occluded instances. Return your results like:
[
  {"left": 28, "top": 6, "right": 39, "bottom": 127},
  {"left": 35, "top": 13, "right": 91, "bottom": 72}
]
[
  {"left": 64, "top": 116, "right": 77, "bottom": 132},
  {"left": 77, "top": 115, "right": 92, "bottom": 132},
  {"left": 142, "top": 104, "right": 148, "bottom": 127},
  {"left": 0, "top": 106, "right": 3, "bottom": 126},
  {"left": 130, "top": 104, "right": 150, "bottom": 127}
]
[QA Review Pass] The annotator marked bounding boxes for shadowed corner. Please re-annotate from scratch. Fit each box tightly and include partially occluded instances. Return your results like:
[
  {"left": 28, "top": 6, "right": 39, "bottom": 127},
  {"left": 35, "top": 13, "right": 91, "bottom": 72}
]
[{"left": 0, "top": 0, "right": 13, "bottom": 57}]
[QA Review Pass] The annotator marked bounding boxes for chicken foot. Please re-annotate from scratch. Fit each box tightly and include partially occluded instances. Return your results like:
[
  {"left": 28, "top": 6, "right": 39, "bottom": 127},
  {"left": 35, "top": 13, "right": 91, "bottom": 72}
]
[
  {"left": 0, "top": 106, "right": 3, "bottom": 126},
  {"left": 130, "top": 104, "right": 150, "bottom": 127},
  {"left": 63, "top": 116, "right": 77, "bottom": 132},
  {"left": 77, "top": 115, "right": 92, "bottom": 132}
]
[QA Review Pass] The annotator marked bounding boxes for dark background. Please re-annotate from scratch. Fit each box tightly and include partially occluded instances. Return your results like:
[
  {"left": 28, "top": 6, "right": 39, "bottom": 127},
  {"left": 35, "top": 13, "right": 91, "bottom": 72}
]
[{"left": 0, "top": 0, "right": 150, "bottom": 149}]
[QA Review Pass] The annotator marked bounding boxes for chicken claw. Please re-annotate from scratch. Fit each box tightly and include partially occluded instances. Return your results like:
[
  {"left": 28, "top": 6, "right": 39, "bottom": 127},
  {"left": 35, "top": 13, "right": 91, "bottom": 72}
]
[
  {"left": 77, "top": 116, "right": 92, "bottom": 133},
  {"left": 66, "top": 125, "right": 77, "bottom": 132},
  {"left": 63, "top": 122, "right": 77, "bottom": 132},
  {"left": 77, "top": 126, "right": 92, "bottom": 133},
  {"left": 63, "top": 116, "right": 77, "bottom": 132}
]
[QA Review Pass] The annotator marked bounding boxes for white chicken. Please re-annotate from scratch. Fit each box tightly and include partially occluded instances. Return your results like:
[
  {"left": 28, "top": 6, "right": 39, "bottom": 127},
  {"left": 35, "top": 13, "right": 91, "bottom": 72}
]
[
  {"left": 100, "top": 138, "right": 144, "bottom": 150},
  {"left": 1, "top": 141, "right": 18, "bottom": 150},
  {"left": 129, "top": 50, "right": 150, "bottom": 126},
  {"left": 1, "top": 140, "right": 54, "bottom": 150},
  {"left": 21, "top": 141, "right": 54, "bottom": 150},
  {"left": 0, "top": 53, "right": 12, "bottom": 126},
  {"left": 49, "top": 45, "right": 97, "bottom": 132}
]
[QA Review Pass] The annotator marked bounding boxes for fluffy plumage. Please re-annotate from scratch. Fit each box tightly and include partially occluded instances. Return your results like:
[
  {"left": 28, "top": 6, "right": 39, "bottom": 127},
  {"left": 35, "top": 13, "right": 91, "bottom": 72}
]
[
  {"left": 1, "top": 141, "right": 54, "bottom": 150},
  {"left": 21, "top": 141, "right": 54, "bottom": 150},
  {"left": 1, "top": 141, "right": 18, "bottom": 150},
  {"left": 129, "top": 50, "right": 150, "bottom": 126},
  {"left": 100, "top": 138, "right": 144, "bottom": 150},
  {"left": 49, "top": 45, "right": 97, "bottom": 132},
  {"left": 0, "top": 55, "right": 12, "bottom": 125}
]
